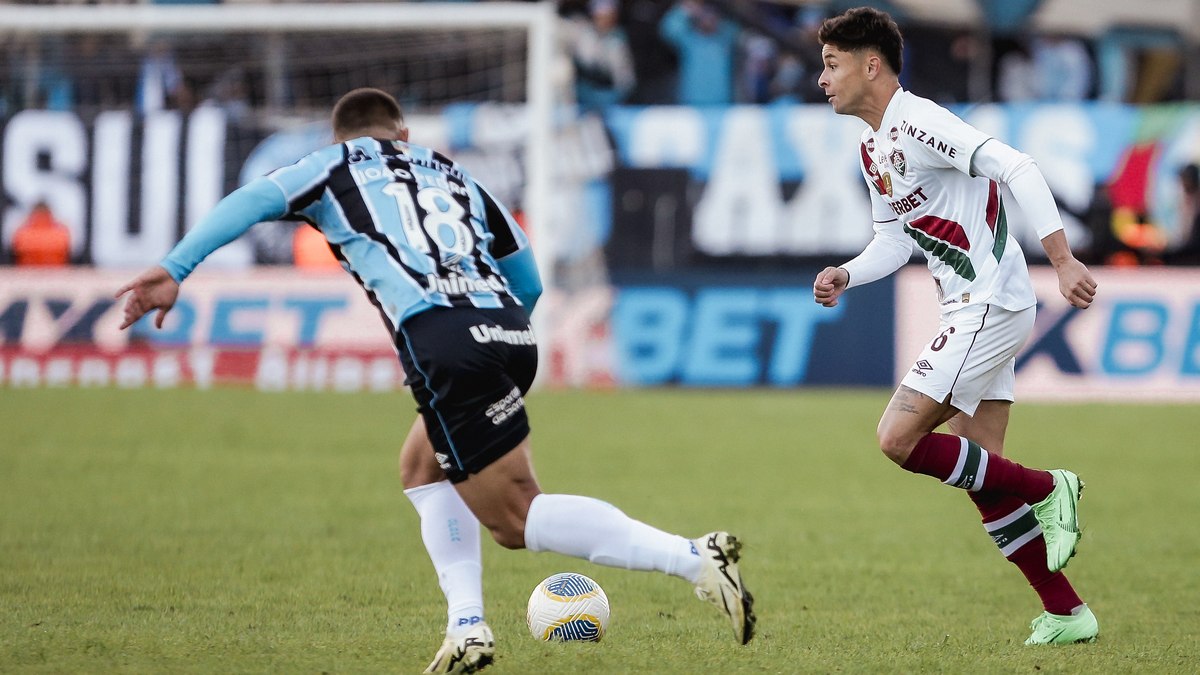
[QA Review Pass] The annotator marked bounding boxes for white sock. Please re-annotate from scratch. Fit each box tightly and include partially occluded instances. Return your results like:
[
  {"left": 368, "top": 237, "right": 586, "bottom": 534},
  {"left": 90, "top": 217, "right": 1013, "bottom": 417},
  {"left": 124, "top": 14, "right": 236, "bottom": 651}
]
[
  {"left": 404, "top": 480, "right": 484, "bottom": 635},
  {"left": 523, "top": 493, "right": 704, "bottom": 584}
]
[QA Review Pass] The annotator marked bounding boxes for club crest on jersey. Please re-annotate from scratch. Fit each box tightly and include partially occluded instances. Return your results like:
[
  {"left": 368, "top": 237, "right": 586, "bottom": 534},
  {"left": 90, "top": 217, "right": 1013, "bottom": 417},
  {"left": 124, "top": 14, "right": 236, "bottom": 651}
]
[
  {"left": 882, "top": 172, "right": 893, "bottom": 197},
  {"left": 890, "top": 148, "right": 907, "bottom": 177}
]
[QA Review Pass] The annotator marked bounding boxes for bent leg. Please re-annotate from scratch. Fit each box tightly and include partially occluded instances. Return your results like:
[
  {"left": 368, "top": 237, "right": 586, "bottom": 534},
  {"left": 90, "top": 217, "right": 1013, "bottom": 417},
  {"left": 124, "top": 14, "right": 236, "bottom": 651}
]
[
  {"left": 455, "top": 435, "right": 755, "bottom": 643},
  {"left": 946, "top": 399, "right": 1011, "bottom": 456},
  {"left": 452, "top": 436, "right": 703, "bottom": 581},
  {"left": 876, "top": 384, "right": 958, "bottom": 464},
  {"left": 401, "top": 416, "right": 451, "bottom": 489},
  {"left": 400, "top": 418, "right": 485, "bottom": 635},
  {"left": 450, "top": 436, "right": 542, "bottom": 550},
  {"left": 952, "top": 401, "right": 1085, "bottom": 616},
  {"left": 884, "top": 388, "right": 1054, "bottom": 503}
]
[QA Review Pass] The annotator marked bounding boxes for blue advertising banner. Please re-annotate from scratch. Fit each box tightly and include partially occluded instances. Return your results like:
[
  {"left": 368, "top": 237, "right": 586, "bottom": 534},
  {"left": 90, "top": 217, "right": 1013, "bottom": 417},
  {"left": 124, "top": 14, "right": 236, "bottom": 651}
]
[{"left": 610, "top": 271, "right": 894, "bottom": 387}]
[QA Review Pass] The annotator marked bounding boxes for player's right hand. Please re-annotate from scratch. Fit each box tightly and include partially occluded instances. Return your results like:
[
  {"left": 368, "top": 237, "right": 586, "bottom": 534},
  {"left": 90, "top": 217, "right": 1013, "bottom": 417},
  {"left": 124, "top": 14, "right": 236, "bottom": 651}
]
[
  {"left": 1054, "top": 257, "right": 1098, "bottom": 310},
  {"left": 813, "top": 266, "right": 849, "bottom": 307},
  {"left": 115, "top": 266, "right": 180, "bottom": 330}
]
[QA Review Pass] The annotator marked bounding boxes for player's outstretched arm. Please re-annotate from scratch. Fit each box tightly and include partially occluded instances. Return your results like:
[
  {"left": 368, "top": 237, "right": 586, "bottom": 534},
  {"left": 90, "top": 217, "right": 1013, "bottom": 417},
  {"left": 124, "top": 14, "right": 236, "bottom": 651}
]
[
  {"left": 813, "top": 266, "right": 849, "bottom": 307},
  {"left": 1041, "top": 230, "right": 1097, "bottom": 309},
  {"left": 113, "top": 178, "right": 290, "bottom": 331},
  {"left": 115, "top": 266, "right": 180, "bottom": 330}
]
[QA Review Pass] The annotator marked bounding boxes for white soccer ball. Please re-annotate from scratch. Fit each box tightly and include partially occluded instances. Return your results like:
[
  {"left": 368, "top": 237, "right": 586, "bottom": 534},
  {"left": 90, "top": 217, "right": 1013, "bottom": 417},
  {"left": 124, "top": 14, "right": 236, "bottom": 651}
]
[{"left": 526, "top": 572, "right": 610, "bottom": 642}]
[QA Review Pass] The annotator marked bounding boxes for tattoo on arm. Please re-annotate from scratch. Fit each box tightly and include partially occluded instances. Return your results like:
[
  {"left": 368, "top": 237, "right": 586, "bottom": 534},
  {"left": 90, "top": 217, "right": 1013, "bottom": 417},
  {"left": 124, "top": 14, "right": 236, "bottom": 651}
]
[{"left": 887, "top": 386, "right": 924, "bottom": 415}]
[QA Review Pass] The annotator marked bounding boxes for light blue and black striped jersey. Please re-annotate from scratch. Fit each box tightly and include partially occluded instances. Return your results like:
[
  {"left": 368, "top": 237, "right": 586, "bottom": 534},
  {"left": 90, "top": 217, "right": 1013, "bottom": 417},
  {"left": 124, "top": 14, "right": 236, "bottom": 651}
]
[{"left": 162, "top": 137, "right": 542, "bottom": 333}]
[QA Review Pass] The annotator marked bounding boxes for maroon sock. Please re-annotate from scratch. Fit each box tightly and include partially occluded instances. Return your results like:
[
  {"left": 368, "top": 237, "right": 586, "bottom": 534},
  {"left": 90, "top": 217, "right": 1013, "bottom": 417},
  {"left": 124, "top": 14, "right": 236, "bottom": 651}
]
[
  {"left": 902, "top": 432, "right": 1054, "bottom": 503},
  {"left": 971, "top": 493, "right": 1083, "bottom": 615},
  {"left": 900, "top": 432, "right": 961, "bottom": 476}
]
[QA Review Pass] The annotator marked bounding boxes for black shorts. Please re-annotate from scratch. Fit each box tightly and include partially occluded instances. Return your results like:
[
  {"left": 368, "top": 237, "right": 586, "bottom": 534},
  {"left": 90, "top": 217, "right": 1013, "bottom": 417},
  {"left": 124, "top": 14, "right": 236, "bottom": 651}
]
[{"left": 396, "top": 305, "right": 537, "bottom": 483}]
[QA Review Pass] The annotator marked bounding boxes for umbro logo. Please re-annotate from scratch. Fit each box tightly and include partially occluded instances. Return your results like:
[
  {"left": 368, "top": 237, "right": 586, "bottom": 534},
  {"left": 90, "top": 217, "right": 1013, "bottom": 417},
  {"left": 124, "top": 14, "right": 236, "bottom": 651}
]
[{"left": 916, "top": 360, "right": 933, "bottom": 371}]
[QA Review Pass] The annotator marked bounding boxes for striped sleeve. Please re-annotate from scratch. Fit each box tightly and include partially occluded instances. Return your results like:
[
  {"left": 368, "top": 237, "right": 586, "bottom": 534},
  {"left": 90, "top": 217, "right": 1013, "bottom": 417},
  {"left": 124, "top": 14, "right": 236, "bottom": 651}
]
[
  {"left": 476, "top": 181, "right": 529, "bottom": 257},
  {"left": 264, "top": 145, "right": 343, "bottom": 216},
  {"left": 474, "top": 180, "right": 540, "bottom": 310}
]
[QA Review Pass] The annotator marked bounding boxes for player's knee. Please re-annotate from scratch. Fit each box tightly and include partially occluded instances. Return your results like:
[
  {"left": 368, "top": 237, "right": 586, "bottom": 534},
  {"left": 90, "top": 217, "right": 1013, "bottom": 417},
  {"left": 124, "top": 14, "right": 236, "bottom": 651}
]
[
  {"left": 486, "top": 520, "right": 527, "bottom": 550},
  {"left": 399, "top": 456, "right": 443, "bottom": 490},
  {"left": 876, "top": 428, "right": 914, "bottom": 465}
]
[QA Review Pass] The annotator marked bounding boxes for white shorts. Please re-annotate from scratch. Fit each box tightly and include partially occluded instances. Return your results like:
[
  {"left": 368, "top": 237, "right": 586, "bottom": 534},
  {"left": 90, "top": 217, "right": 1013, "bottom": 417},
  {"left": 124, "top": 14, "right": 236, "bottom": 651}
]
[{"left": 900, "top": 303, "right": 1036, "bottom": 416}]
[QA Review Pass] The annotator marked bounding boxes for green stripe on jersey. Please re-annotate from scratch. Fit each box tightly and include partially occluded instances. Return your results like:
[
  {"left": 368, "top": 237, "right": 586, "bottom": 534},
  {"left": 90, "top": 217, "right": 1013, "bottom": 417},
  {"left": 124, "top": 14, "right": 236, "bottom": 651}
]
[
  {"left": 904, "top": 225, "right": 977, "bottom": 281},
  {"left": 992, "top": 201, "right": 1008, "bottom": 262}
]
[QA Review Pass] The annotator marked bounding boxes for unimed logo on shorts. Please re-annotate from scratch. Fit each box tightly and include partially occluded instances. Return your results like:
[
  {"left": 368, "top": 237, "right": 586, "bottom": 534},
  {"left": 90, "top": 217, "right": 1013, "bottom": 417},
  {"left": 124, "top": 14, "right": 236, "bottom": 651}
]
[
  {"left": 468, "top": 323, "right": 536, "bottom": 346},
  {"left": 486, "top": 386, "right": 524, "bottom": 426}
]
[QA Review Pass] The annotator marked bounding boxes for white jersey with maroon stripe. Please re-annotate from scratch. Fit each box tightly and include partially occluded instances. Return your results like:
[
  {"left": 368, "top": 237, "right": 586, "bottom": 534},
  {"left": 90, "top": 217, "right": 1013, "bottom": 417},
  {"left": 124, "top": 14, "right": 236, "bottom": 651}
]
[{"left": 858, "top": 89, "right": 1036, "bottom": 313}]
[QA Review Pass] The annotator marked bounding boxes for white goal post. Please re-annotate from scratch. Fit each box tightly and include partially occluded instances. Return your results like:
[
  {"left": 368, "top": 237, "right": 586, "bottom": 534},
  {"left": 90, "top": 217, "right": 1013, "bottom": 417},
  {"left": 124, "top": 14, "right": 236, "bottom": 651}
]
[{"left": 0, "top": 2, "right": 558, "bottom": 281}]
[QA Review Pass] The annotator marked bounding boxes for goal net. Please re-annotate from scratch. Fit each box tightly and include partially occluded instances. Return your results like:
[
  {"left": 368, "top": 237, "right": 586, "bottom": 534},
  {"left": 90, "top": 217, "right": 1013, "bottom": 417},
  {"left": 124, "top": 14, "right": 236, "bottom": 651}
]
[
  {"left": 0, "top": 2, "right": 557, "bottom": 271},
  {"left": 0, "top": 3, "right": 617, "bottom": 391}
]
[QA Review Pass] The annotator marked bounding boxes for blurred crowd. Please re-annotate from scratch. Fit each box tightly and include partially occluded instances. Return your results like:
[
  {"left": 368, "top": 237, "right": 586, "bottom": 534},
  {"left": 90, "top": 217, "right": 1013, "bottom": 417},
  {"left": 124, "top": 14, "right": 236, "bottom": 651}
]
[
  {"left": 3, "top": 0, "right": 1200, "bottom": 269},
  {"left": 558, "top": 0, "right": 1198, "bottom": 108},
  {"left": 4, "top": 0, "right": 1197, "bottom": 113}
]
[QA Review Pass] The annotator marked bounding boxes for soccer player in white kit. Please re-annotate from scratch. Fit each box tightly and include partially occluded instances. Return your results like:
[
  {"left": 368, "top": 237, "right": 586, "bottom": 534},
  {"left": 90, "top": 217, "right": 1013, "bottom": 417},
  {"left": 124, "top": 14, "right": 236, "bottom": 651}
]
[{"left": 811, "top": 8, "right": 1100, "bottom": 645}]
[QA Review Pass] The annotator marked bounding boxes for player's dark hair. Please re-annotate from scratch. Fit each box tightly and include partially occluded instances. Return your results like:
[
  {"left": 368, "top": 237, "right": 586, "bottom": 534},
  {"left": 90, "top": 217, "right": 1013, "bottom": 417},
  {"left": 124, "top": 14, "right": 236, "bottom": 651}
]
[
  {"left": 818, "top": 7, "right": 903, "bottom": 76},
  {"left": 331, "top": 87, "right": 405, "bottom": 139}
]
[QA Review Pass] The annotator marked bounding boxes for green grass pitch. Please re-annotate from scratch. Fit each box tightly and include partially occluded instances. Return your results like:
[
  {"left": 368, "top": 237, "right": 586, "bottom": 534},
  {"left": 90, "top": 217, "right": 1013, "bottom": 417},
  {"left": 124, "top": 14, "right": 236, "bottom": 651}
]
[{"left": 2, "top": 387, "right": 1197, "bottom": 673}]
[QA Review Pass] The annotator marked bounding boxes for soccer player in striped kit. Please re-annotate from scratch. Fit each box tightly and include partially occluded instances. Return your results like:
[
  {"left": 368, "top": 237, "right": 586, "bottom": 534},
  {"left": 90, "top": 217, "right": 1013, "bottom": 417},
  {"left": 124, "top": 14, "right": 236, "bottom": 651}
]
[
  {"left": 116, "top": 88, "right": 755, "bottom": 672},
  {"left": 810, "top": 8, "right": 1100, "bottom": 645}
]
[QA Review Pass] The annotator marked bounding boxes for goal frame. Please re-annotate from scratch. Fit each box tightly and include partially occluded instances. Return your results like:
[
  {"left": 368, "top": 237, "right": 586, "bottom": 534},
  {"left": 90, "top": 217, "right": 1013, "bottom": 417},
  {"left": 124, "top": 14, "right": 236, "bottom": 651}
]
[{"left": 0, "top": 2, "right": 558, "bottom": 280}]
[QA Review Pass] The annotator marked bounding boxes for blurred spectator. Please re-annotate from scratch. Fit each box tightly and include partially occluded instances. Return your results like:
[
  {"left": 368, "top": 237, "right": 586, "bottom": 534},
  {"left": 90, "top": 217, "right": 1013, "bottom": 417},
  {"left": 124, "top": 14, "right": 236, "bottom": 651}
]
[
  {"left": 16, "top": 35, "right": 77, "bottom": 111},
  {"left": 995, "top": 40, "right": 1037, "bottom": 102},
  {"left": 11, "top": 201, "right": 71, "bottom": 267},
  {"left": 562, "top": 0, "right": 637, "bottom": 112},
  {"left": 741, "top": 33, "right": 775, "bottom": 103},
  {"left": 136, "top": 39, "right": 192, "bottom": 114},
  {"left": 292, "top": 224, "right": 340, "bottom": 270},
  {"left": 71, "top": 34, "right": 133, "bottom": 113},
  {"left": 617, "top": 0, "right": 679, "bottom": 104},
  {"left": 202, "top": 65, "right": 252, "bottom": 124},
  {"left": 997, "top": 35, "right": 1094, "bottom": 102},
  {"left": 768, "top": 7, "right": 829, "bottom": 104},
  {"left": 658, "top": 1, "right": 739, "bottom": 105},
  {"left": 738, "top": 2, "right": 796, "bottom": 104},
  {"left": 900, "top": 23, "right": 973, "bottom": 102},
  {"left": 1032, "top": 35, "right": 1094, "bottom": 101},
  {"left": 1166, "top": 164, "right": 1200, "bottom": 265}
]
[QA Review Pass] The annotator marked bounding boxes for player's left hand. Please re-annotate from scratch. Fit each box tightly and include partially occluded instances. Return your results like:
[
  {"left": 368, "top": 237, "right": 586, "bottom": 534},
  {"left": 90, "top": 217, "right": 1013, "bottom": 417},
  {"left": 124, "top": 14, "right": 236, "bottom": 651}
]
[
  {"left": 1054, "top": 257, "right": 1097, "bottom": 309},
  {"left": 115, "top": 266, "right": 180, "bottom": 330}
]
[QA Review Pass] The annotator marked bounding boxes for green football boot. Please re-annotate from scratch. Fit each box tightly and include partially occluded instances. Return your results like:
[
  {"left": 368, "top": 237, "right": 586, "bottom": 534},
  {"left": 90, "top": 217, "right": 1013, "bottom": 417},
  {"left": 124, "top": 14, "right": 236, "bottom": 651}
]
[
  {"left": 1025, "top": 605, "right": 1099, "bottom": 645},
  {"left": 1032, "top": 469, "right": 1084, "bottom": 572}
]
